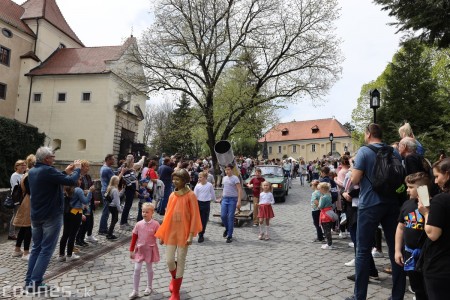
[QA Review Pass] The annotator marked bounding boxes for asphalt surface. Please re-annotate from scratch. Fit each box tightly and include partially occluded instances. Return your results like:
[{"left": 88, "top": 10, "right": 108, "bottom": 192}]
[{"left": 0, "top": 179, "right": 415, "bottom": 299}]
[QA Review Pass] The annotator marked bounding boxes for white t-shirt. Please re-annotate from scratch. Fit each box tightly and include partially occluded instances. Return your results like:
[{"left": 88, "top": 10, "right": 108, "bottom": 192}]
[
  {"left": 259, "top": 191, "right": 275, "bottom": 205},
  {"left": 194, "top": 182, "right": 215, "bottom": 202},
  {"left": 222, "top": 175, "right": 240, "bottom": 198}
]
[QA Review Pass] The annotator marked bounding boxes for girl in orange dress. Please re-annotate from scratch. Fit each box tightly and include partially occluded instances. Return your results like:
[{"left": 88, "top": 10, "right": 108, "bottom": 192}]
[{"left": 155, "top": 169, "right": 202, "bottom": 300}]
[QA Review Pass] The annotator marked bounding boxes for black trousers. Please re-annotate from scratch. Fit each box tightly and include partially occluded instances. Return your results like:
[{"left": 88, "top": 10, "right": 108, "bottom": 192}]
[
  {"left": 76, "top": 213, "right": 94, "bottom": 242},
  {"left": 198, "top": 201, "right": 211, "bottom": 236},
  {"left": 407, "top": 270, "right": 427, "bottom": 300},
  {"left": 16, "top": 226, "right": 32, "bottom": 251},
  {"left": 108, "top": 206, "right": 119, "bottom": 236},
  {"left": 59, "top": 212, "right": 82, "bottom": 256}
]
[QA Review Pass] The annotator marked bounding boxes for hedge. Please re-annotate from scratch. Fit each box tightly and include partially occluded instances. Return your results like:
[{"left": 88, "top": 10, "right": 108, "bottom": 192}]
[{"left": 0, "top": 117, "right": 46, "bottom": 188}]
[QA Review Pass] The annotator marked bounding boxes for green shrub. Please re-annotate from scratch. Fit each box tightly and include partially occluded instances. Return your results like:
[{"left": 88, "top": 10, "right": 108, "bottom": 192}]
[{"left": 0, "top": 117, "right": 46, "bottom": 188}]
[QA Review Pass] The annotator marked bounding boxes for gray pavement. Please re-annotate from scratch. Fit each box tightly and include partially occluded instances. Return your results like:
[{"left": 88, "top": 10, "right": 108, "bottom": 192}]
[{"left": 0, "top": 179, "right": 415, "bottom": 299}]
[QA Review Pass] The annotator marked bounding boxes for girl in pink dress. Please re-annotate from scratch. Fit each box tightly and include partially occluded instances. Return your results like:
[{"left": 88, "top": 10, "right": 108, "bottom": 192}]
[{"left": 129, "top": 203, "right": 160, "bottom": 299}]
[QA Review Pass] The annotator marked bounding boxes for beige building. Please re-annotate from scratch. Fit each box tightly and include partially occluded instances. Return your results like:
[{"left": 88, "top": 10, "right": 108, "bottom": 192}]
[
  {"left": 260, "top": 118, "right": 352, "bottom": 162},
  {"left": 0, "top": 0, "right": 146, "bottom": 162}
]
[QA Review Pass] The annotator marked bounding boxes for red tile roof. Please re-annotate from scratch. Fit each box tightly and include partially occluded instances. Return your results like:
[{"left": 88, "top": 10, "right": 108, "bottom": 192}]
[
  {"left": 26, "top": 45, "right": 127, "bottom": 76},
  {"left": 259, "top": 118, "right": 351, "bottom": 142},
  {"left": 20, "top": 0, "right": 84, "bottom": 46},
  {"left": 0, "top": 0, "right": 35, "bottom": 36}
]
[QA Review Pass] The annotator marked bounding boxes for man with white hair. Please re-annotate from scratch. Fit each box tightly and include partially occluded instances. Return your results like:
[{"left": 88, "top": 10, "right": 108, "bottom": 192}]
[{"left": 25, "top": 147, "right": 81, "bottom": 294}]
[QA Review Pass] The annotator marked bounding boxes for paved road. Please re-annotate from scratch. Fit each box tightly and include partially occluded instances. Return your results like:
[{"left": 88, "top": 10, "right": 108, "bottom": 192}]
[{"left": 0, "top": 179, "right": 414, "bottom": 299}]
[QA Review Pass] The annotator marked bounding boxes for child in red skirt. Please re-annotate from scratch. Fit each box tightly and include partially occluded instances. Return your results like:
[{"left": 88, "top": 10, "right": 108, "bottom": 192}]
[{"left": 258, "top": 181, "right": 275, "bottom": 240}]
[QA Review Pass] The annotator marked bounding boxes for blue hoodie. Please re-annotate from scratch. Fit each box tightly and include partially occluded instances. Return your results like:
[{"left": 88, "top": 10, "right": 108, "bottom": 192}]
[{"left": 28, "top": 162, "right": 80, "bottom": 222}]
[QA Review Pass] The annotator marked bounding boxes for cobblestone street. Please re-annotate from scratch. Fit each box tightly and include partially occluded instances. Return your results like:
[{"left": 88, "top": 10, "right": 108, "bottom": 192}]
[{"left": 0, "top": 179, "right": 414, "bottom": 299}]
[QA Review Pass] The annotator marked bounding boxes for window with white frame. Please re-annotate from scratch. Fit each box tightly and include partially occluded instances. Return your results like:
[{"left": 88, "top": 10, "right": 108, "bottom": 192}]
[
  {"left": 292, "top": 145, "right": 297, "bottom": 153},
  {"left": 312, "top": 144, "right": 316, "bottom": 152},
  {"left": 269, "top": 146, "right": 272, "bottom": 154},
  {"left": 278, "top": 146, "right": 282, "bottom": 153}
]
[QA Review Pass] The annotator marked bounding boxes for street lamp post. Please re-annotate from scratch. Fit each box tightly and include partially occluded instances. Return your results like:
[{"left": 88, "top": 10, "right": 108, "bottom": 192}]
[
  {"left": 329, "top": 133, "right": 334, "bottom": 157},
  {"left": 370, "top": 89, "right": 381, "bottom": 123}
]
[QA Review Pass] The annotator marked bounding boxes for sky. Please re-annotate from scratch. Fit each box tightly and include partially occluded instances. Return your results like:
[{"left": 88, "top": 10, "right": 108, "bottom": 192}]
[{"left": 12, "top": 0, "right": 403, "bottom": 125}]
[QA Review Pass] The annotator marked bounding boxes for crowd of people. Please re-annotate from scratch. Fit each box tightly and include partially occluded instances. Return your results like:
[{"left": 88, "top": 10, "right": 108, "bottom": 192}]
[
  {"left": 5, "top": 121, "right": 450, "bottom": 299},
  {"left": 304, "top": 122, "right": 449, "bottom": 300}
]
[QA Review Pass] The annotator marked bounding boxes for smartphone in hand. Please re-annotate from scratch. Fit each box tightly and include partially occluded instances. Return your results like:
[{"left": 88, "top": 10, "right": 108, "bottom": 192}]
[{"left": 417, "top": 185, "right": 430, "bottom": 207}]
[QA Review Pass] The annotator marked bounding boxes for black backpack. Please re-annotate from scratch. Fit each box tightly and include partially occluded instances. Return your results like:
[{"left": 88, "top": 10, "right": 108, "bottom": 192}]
[
  {"left": 329, "top": 179, "right": 339, "bottom": 203},
  {"left": 11, "top": 181, "right": 24, "bottom": 206},
  {"left": 366, "top": 144, "right": 407, "bottom": 200},
  {"left": 104, "top": 191, "right": 113, "bottom": 203}
]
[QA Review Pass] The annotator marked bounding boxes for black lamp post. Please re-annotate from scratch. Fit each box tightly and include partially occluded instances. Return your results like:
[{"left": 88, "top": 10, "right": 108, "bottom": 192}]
[
  {"left": 329, "top": 133, "right": 334, "bottom": 156},
  {"left": 262, "top": 136, "right": 269, "bottom": 160},
  {"left": 370, "top": 89, "right": 381, "bottom": 123}
]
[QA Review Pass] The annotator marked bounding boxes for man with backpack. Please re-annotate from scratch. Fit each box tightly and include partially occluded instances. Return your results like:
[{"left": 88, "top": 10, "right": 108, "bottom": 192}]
[{"left": 345, "top": 124, "right": 406, "bottom": 300}]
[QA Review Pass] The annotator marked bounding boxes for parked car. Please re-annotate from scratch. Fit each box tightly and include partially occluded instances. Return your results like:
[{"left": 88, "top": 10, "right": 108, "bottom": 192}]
[{"left": 244, "top": 165, "right": 289, "bottom": 202}]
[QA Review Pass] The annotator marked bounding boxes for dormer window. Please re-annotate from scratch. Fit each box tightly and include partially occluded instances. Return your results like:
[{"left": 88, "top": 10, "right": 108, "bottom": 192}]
[
  {"left": 311, "top": 125, "right": 319, "bottom": 133},
  {"left": 281, "top": 128, "right": 289, "bottom": 136}
]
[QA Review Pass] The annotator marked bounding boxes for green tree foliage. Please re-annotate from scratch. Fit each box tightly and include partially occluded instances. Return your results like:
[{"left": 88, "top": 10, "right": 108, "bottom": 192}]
[
  {"left": 129, "top": 0, "right": 343, "bottom": 168},
  {"left": 377, "top": 40, "right": 442, "bottom": 144},
  {"left": 159, "top": 94, "right": 196, "bottom": 157},
  {"left": 0, "top": 117, "right": 46, "bottom": 187},
  {"left": 351, "top": 41, "right": 450, "bottom": 159},
  {"left": 373, "top": 0, "right": 450, "bottom": 47}
]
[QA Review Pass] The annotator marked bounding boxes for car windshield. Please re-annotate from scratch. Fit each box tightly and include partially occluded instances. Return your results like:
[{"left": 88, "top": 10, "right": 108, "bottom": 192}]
[{"left": 254, "top": 166, "right": 284, "bottom": 177}]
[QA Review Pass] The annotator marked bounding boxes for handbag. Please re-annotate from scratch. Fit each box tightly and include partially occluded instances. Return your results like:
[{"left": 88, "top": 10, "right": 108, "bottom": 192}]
[
  {"left": 326, "top": 209, "right": 339, "bottom": 221},
  {"left": 3, "top": 194, "right": 15, "bottom": 209}
]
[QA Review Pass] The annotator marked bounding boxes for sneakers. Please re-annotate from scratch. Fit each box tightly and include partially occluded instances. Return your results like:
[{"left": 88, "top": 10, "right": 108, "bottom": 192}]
[
  {"left": 57, "top": 255, "right": 66, "bottom": 262},
  {"left": 372, "top": 249, "right": 384, "bottom": 258},
  {"left": 339, "top": 232, "right": 348, "bottom": 239},
  {"left": 321, "top": 244, "right": 335, "bottom": 250},
  {"left": 86, "top": 235, "right": 98, "bottom": 243},
  {"left": 345, "top": 258, "right": 355, "bottom": 267},
  {"left": 12, "top": 251, "right": 23, "bottom": 257},
  {"left": 348, "top": 242, "right": 354, "bottom": 248},
  {"left": 22, "top": 254, "right": 30, "bottom": 261},
  {"left": 106, "top": 234, "right": 118, "bottom": 240},
  {"left": 98, "top": 231, "right": 108, "bottom": 236},
  {"left": 226, "top": 237, "right": 233, "bottom": 243},
  {"left": 25, "top": 283, "right": 55, "bottom": 295},
  {"left": 66, "top": 254, "right": 80, "bottom": 261},
  {"left": 76, "top": 240, "right": 89, "bottom": 247},
  {"left": 129, "top": 290, "right": 139, "bottom": 299},
  {"left": 258, "top": 233, "right": 264, "bottom": 240},
  {"left": 223, "top": 230, "right": 228, "bottom": 238},
  {"left": 144, "top": 287, "right": 152, "bottom": 296}
]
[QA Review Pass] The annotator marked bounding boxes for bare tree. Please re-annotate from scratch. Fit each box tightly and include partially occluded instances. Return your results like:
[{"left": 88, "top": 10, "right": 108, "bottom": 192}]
[{"left": 129, "top": 0, "right": 343, "bottom": 166}]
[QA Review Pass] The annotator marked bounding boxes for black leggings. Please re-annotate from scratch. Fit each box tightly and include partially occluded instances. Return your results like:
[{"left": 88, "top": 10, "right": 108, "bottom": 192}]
[
  {"left": 76, "top": 213, "right": 94, "bottom": 242},
  {"left": 108, "top": 206, "right": 119, "bottom": 236},
  {"left": 59, "top": 212, "right": 82, "bottom": 256},
  {"left": 16, "top": 226, "right": 32, "bottom": 251}
]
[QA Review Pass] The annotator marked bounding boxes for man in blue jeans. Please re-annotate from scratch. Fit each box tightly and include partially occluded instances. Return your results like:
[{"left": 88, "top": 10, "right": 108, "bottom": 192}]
[
  {"left": 221, "top": 164, "right": 242, "bottom": 243},
  {"left": 346, "top": 124, "right": 406, "bottom": 300},
  {"left": 25, "top": 147, "right": 81, "bottom": 294},
  {"left": 98, "top": 154, "right": 116, "bottom": 235}
]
